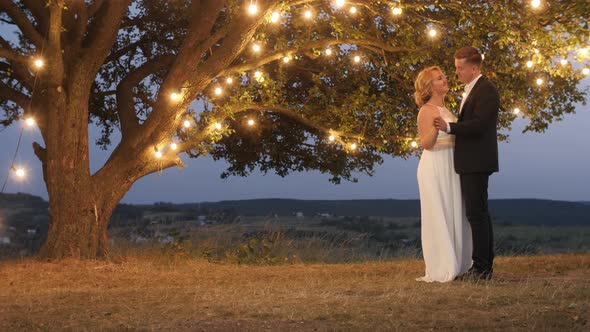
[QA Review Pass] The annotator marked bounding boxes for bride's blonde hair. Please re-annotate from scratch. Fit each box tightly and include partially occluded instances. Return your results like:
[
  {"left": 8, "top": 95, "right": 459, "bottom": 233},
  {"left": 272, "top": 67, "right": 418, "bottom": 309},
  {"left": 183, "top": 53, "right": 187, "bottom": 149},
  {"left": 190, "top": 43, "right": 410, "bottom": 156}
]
[{"left": 414, "top": 66, "right": 442, "bottom": 107}]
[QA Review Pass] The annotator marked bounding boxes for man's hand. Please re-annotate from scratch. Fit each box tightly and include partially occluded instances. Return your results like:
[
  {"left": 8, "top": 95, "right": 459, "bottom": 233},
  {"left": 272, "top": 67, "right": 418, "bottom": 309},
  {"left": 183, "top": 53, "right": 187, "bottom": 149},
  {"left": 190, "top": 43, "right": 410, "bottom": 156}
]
[{"left": 434, "top": 116, "right": 448, "bottom": 132}]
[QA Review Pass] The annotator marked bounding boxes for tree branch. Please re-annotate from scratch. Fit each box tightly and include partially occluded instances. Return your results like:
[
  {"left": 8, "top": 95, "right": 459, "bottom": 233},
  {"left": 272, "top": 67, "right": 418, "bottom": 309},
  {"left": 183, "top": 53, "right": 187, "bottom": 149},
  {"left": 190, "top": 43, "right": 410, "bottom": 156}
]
[
  {"left": 0, "top": 0, "right": 45, "bottom": 48},
  {"left": 0, "top": 81, "right": 31, "bottom": 110}
]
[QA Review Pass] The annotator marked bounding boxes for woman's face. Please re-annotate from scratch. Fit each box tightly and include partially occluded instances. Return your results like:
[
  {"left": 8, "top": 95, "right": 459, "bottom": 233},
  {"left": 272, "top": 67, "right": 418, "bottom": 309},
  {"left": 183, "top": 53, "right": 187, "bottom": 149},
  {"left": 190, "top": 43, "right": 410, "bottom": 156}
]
[{"left": 430, "top": 70, "right": 449, "bottom": 96}]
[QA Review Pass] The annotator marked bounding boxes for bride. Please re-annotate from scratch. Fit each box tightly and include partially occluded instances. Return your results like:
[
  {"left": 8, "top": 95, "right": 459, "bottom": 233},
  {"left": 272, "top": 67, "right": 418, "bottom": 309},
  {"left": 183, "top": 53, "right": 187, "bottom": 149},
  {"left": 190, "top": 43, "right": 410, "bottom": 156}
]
[{"left": 414, "top": 66, "right": 472, "bottom": 282}]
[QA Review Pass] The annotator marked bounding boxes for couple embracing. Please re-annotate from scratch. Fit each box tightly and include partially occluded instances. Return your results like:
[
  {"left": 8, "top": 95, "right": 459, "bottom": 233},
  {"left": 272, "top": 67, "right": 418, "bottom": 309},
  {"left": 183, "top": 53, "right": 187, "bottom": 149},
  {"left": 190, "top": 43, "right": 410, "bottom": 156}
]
[{"left": 415, "top": 46, "right": 500, "bottom": 282}]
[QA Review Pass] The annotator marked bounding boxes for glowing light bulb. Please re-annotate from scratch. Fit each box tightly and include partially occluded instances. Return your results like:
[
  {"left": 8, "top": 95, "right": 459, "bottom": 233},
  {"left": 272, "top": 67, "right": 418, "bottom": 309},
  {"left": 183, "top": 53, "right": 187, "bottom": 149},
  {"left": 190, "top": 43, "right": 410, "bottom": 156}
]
[
  {"left": 536, "top": 78, "right": 544, "bottom": 85},
  {"left": 428, "top": 29, "right": 437, "bottom": 37},
  {"left": 170, "top": 92, "right": 180, "bottom": 101},
  {"left": 560, "top": 59, "right": 568, "bottom": 65},
  {"left": 580, "top": 48, "right": 589, "bottom": 56},
  {"left": 534, "top": 48, "right": 539, "bottom": 54},
  {"left": 513, "top": 108, "right": 521, "bottom": 115},
  {"left": 304, "top": 10, "right": 312, "bottom": 19},
  {"left": 410, "top": 141, "right": 418, "bottom": 148},
  {"left": 254, "top": 71, "right": 262, "bottom": 79},
  {"left": 350, "top": 143, "right": 357, "bottom": 150},
  {"left": 325, "top": 48, "right": 332, "bottom": 56},
  {"left": 526, "top": 61, "right": 534, "bottom": 68},
  {"left": 215, "top": 122, "right": 222, "bottom": 130},
  {"left": 335, "top": 0, "right": 345, "bottom": 7},
  {"left": 283, "top": 56, "right": 290, "bottom": 63},
  {"left": 583, "top": 67, "right": 590, "bottom": 75},
  {"left": 214, "top": 87, "right": 222, "bottom": 95},
  {"left": 531, "top": 0, "right": 541, "bottom": 8},
  {"left": 354, "top": 55, "right": 361, "bottom": 63},
  {"left": 481, "top": 54, "right": 485, "bottom": 61},
  {"left": 350, "top": 7, "right": 357, "bottom": 14},
  {"left": 271, "top": 11, "right": 280, "bottom": 23},
  {"left": 247, "top": 119, "right": 255, "bottom": 126},
  {"left": 155, "top": 151, "right": 162, "bottom": 159},
  {"left": 33, "top": 59, "right": 44, "bottom": 69},
  {"left": 252, "top": 44, "right": 261, "bottom": 52},
  {"left": 329, "top": 135, "right": 335, "bottom": 142},
  {"left": 14, "top": 167, "right": 25, "bottom": 178},
  {"left": 183, "top": 120, "right": 191, "bottom": 128},
  {"left": 392, "top": 7, "right": 402, "bottom": 15},
  {"left": 248, "top": 4, "right": 258, "bottom": 15},
  {"left": 170, "top": 143, "right": 178, "bottom": 150},
  {"left": 226, "top": 77, "right": 233, "bottom": 84},
  {"left": 25, "top": 117, "right": 35, "bottom": 126}
]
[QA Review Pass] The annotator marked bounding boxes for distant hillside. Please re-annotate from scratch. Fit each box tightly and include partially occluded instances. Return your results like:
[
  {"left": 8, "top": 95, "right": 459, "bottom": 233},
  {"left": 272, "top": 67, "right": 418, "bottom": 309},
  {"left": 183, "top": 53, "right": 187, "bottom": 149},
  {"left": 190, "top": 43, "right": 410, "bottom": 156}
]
[{"left": 1, "top": 193, "right": 589, "bottom": 226}]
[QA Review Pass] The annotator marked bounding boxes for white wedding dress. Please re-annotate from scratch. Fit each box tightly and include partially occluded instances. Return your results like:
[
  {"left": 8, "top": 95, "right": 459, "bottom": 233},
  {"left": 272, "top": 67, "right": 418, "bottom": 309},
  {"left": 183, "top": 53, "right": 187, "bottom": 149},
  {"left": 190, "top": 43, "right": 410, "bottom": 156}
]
[{"left": 416, "top": 106, "right": 472, "bottom": 282}]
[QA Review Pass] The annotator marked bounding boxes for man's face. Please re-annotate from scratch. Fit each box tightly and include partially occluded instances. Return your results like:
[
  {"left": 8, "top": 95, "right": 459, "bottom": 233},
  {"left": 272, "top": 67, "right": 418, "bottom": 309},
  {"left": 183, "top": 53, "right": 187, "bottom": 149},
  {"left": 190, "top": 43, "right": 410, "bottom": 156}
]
[{"left": 454, "top": 58, "right": 476, "bottom": 84}]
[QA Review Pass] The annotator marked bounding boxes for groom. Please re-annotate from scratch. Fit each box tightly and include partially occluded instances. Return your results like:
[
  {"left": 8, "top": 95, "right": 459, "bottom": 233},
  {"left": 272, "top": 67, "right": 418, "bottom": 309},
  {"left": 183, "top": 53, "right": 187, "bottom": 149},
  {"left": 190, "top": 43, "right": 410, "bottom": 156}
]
[{"left": 434, "top": 46, "right": 500, "bottom": 281}]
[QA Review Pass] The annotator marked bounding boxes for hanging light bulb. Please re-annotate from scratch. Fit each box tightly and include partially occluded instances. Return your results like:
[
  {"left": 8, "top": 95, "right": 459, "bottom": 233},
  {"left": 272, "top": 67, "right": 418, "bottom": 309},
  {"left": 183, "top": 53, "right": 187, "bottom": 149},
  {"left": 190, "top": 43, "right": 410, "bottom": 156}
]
[
  {"left": 350, "top": 7, "right": 357, "bottom": 14},
  {"left": 252, "top": 43, "right": 261, "bottom": 52},
  {"left": 226, "top": 77, "right": 233, "bottom": 84},
  {"left": 580, "top": 48, "right": 589, "bottom": 57},
  {"left": 410, "top": 141, "right": 418, "bottom": 148},
  {"left": 304, "top": 10, "right": 312, "bottom": 19},
  {"left": 531, "top": 0, "right": 541, "bottom": 9},
  {"left": 214, "top": 87, "right": 222, "bottom": 95},
  {"left": 335, "top": 0, "right": 345, "bottom": 7},
  {"left": 526, "top": 60, "right": 534, "bottom": 68},
  {"left": 254, "top": 71, "right": 262, "bottom": 79},
  {"left": 283, "top": 56, "right": 290, "bottom": 63},
  {"left": 560, "top": 59, "right": 568, "bottom": 65},
  {"left": 214, "top": 122, "right": 222, "bottom": 130},
  {"left": 325, "top": 48, "right": 332, "bottom": 56},
  {"left": 170, "top": 92, "right": 180, "bottom": 101},
  {"left": 170, "top": 143, "right": 178, "bottom": 150},
  {"left": 270, "top": 11, "right": 280, "bottom": 23},
  {"left": 183, "top": 120, "right": 191, "bottom": 128},
  {"left": 247, "top": 119, "right": 255, "bottom": 126},
  {"left": 513, "top": 108, "right": 521, "bottom": 115},
  {"left": 25, "top": 117, "right": 36, "bottom": 126},
  {"left": 328, "top": 135, "right": 335, "bottom": 142},
  {"left": 33, "top": 58, "right": 44, "bottom": 69},
  {"left": 350, "top": 143, "right": 357, "bottom": 150},
  {"left": 248, "top": 3, "right": 258, "bottom": 15},
  {"left": 353, "top": 55, "right": 361, "bottom": 63},
  {"left": 428, "top": 29, "right": 437, "bottom": 38},
  {"left": 13, "top": 167, "right": 26, "bottom": 178},
  {"left": 392, "top": 7, "right": 402, "bottom": 15},
  {"left": 583, "top": 67, "right": 590, "bottom": 75},
  {"left": 536, "top": 78, "right": 544, "bottom": 85},
  {"left": 155, "top": 150, "right": 163, "bottom": 159}
]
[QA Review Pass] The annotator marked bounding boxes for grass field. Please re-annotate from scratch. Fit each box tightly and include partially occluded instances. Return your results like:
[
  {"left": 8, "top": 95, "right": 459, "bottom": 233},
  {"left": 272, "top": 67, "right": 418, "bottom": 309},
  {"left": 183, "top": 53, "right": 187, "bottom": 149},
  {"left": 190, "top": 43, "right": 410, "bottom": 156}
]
[{"left": 0, "top": 254, "right": 588, "bottom": 331}]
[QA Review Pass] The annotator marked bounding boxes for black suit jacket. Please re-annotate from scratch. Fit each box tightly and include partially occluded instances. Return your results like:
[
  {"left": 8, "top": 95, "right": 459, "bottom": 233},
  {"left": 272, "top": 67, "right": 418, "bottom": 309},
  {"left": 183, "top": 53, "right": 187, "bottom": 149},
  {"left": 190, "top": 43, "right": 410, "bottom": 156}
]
[{"left": 449, "top": 76, "right": 500, "bottom": 174}]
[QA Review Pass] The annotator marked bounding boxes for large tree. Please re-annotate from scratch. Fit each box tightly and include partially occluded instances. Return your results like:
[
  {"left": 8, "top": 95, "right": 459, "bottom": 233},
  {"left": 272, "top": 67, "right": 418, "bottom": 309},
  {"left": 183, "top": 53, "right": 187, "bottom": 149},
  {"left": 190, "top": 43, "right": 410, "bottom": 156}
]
[{"left": 0, "top": 0, "right": 587, "bottom": 259}]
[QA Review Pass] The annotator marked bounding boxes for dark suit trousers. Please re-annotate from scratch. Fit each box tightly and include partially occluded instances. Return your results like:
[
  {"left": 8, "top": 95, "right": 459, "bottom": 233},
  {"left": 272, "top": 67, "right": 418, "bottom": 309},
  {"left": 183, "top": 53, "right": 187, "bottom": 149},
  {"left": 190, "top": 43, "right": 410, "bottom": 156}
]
[{"left": 460, "top": 173, "right": 494, "bottom": 271}]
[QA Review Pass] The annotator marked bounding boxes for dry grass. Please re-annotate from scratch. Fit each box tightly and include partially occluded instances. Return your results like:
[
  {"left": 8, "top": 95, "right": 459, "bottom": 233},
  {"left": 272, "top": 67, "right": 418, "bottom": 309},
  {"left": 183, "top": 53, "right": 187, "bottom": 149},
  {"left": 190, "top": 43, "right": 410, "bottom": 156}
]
[{"left": 0, "top": 254, "right": 588, "bottom": 331}]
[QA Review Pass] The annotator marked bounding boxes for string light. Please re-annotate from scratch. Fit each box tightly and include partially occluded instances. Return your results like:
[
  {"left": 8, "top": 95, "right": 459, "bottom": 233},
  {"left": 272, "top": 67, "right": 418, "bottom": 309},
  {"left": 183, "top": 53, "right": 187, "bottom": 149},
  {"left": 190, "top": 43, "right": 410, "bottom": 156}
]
[
  {"left": 513, "top": 107, "right": 521, "bottom": 115},
  {"left": 335, "top": 0, "right": 345, "bottom": 7},
  {"left": 410, "top": 141, "right": 418, "bottom": 148},
  {"left": 25, "top": 117, "right": 35, "bottom": 127},
  {"left": 531, "top": 0, "right": 541, "bottom": 8},
  {"left": 325, "top": 48, "right": 332, "bottom": 56},
  {"left": 170, "top": 92, "right": 180, "bottom": 101},
  {"left": 226, "top": 77, "right": 233, "bottom": 84},
  {"left": 33, "top": 59, "right": 44, "bottom": 69},
  {"left": 580, "top": 48, "right": 589, "bottom": 57},
  {"left": 304, "top": 10, "right": 313, "bottom": 19},
  {"left": 350, "top": 7, "right": 357, "bottom": 14},
  {"left": 170, "top": 143, "right": 178, "bottom": 150},
  {"left": 392, "top": 7, "right": 402, "bottom": 15},
  {"left": 214, "top": 122, "right": 222, "bottom": 130},
  {"left": 533, "top": 48, "right": 539, "bottom": 54},
  {"left": 560, "top": 59, "right": 568, "bottom": 65},
  {"left": 214, "top": 87, "right": 222, "bottom": 95},
  {"left": 350, "top": 143, "right": 357, "bottom": 150},
  {"left": 328, "top": 135, "right": 335, "bottom": 142},
  {"left": 536, "top": 78, "right": 544, "bottom": 85},
  {"left": 583, "top": 67, "right": 590, "bottom": 75},
  {"left": 247, "top": 119, "right": 255, "bottom": 126},
  {"left": 13, "top": 167, "right": 25, "bottom": 179},
  {"left": 353, "top": 55, "right": 361, "bottom": 63},
  {"left": 252, "top": 43, "right": 261, "bottom": 52},
  {"left": 183, "top": 120, "right": 191, "bottom": 128},
  {"left": 248, "top": 3, "right": 258, "bottom": 15},
  {"left": 428, "top": 29, "right": 437, "bottom": 38},
  {"left": 254, "top": 71, "right": 262, "bottom": 79},
  {"left": 155, "top": 150, "right": 162, "bottom": 159},
  {"left": 270, "top": 11, "right": 280, "bottom": 23},
  {"left": 283, "top": 56, "right": 290, "bottom": 63},
  {"left": 526, "top": 60, "right": 534, "bottom": 68}
]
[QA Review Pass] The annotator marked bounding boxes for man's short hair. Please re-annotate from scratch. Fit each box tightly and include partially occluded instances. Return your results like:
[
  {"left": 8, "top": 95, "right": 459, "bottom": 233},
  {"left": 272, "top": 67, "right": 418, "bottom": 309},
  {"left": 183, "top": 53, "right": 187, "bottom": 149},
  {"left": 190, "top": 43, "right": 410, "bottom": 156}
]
[{"left": 454, "top": 46, "right": 483, "bottom": 67}]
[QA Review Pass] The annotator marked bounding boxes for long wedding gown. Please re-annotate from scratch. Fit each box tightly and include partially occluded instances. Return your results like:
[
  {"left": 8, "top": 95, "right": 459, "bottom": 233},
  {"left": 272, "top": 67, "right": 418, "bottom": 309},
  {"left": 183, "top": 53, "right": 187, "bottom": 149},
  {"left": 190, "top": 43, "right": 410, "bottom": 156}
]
[{"left": 416, "top": 106, "right": 472, "bottom": 282}]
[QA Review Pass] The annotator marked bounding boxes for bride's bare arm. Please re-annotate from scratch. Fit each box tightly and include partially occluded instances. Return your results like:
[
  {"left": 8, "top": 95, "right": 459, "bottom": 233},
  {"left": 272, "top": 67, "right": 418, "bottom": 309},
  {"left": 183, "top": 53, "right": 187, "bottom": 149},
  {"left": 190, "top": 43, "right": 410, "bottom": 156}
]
[{"left": 417, "top": 105, "right": 439, "bottom": 150}]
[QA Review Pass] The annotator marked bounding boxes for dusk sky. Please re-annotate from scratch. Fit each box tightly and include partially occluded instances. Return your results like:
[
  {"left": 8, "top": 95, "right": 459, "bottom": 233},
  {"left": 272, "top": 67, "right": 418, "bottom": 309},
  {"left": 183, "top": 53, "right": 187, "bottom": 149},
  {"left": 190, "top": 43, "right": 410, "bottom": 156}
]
[{"left": 1, "top": 84, "right": 588, "bottom": 203}]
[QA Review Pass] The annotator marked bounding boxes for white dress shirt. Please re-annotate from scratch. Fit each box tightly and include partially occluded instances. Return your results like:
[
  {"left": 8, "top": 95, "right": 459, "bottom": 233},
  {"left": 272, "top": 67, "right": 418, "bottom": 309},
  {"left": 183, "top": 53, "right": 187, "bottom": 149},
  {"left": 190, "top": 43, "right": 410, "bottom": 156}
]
[{"left": 446, "top": 74, "right": 482, "bottom": 133}]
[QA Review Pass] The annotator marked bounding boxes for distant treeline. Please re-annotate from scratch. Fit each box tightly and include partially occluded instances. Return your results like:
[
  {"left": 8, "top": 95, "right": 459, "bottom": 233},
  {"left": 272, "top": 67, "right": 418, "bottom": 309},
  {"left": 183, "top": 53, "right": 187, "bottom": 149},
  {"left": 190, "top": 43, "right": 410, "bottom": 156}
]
[{"left": 1, "top": 193, "right": 589, "bottom": 226}]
